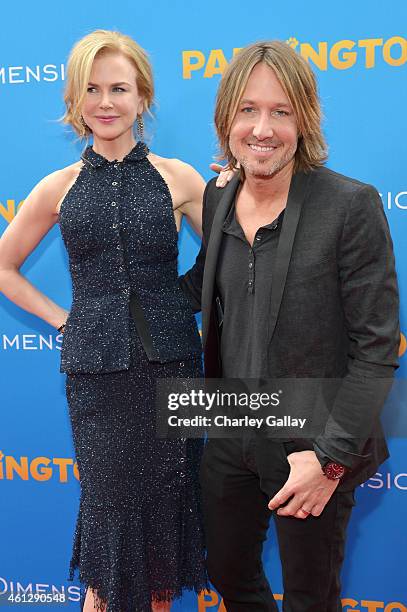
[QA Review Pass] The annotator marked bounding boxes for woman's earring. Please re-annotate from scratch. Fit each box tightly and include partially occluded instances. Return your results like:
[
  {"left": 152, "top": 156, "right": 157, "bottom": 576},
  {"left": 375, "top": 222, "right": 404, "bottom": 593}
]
[
  {"left": 137, "top": 115, "right": 144, "bottom": 141},
  {"left": 80, "top": 115, "right": 90, "bottom": 135}
]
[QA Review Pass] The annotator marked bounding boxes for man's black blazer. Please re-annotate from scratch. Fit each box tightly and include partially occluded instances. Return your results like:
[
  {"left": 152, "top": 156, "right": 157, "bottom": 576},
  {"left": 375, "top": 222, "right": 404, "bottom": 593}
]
[{"left": 180, "top": 166, "right": 400, "bottom": 490}]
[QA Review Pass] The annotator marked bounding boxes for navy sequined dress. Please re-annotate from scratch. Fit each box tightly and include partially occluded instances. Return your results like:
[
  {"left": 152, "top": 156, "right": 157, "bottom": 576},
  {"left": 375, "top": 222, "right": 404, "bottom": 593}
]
[{"left": 58, "top": 141, "right": 206, "bottom": 611}]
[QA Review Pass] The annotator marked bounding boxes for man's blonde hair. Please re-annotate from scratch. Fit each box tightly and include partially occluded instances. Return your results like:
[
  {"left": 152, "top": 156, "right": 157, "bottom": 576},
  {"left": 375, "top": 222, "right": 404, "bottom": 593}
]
[
  {"left": 63, "top": 30, "right": 154, "bottom": 138},
  {"left": 215, "top": 41, "right": 327, "bottom": 172}
]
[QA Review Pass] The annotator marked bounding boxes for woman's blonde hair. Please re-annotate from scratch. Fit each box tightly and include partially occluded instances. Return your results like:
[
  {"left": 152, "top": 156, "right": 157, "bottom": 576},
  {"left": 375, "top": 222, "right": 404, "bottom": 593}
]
[
  {"left": 63, "top": 30, "right": 154, "bottom": 138},
  {"left": 215, "top": 41, "right": 328, "bottom": 172}
]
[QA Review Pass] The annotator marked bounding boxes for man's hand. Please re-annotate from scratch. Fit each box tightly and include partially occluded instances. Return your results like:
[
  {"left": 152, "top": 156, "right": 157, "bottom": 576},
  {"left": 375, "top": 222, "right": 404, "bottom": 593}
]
[
  {"left": 209, "top": 163, "right": 236, "bottom": 188},
  {"left": 268, "top": 451, "right": 339, "bottom": 519}
]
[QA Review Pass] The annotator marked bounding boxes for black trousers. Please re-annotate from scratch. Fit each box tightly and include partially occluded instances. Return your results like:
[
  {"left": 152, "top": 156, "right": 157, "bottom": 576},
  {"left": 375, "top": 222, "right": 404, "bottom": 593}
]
[{"left": 200, "top": 437, "right": 355, "bottom": 612}]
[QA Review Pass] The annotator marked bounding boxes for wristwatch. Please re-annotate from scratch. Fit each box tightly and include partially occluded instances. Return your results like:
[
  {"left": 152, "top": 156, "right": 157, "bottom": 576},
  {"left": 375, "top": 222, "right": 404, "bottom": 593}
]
[
  {"left": 321, "top": 461, "right": 347, "bottom": 480},
  {"left": 314, "top": 447, "right": 347, "bottom": 480}
]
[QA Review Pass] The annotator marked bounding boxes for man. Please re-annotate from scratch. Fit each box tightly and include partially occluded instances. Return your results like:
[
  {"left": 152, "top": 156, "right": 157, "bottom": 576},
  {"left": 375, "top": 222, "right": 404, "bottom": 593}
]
[{"left": 180, "top": 41, "right": 399, "bottom": 611}]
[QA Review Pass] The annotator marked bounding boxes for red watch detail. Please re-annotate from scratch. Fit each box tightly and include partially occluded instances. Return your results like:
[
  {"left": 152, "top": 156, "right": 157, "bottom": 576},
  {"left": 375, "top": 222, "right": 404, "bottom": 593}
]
[{"left": 322, "top": 462, "right": 346, "bottom": 480}]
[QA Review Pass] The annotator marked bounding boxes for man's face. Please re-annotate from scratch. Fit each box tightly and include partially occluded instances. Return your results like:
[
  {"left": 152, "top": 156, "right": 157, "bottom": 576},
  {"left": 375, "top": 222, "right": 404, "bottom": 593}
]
[{"left": 229, "top": 62, "right": 298, "bottom": 179}]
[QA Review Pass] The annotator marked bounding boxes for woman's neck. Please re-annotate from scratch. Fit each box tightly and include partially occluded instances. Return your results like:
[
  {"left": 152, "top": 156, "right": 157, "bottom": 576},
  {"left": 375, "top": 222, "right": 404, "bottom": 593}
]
[{"left": 91, "top": 133, "right": 137, "bottom": 162}]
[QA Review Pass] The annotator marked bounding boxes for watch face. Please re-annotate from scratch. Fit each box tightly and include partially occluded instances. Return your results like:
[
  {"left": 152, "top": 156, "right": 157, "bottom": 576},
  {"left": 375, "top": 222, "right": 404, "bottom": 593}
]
[{"left": 323, "top": 462, "right": 346, "bottom": 480}]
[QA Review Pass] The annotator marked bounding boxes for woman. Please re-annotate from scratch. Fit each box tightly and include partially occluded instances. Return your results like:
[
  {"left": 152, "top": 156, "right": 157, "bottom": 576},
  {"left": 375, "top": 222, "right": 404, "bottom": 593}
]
[{"left": 0, "top": 30, "right": 208, "bottom": 611}]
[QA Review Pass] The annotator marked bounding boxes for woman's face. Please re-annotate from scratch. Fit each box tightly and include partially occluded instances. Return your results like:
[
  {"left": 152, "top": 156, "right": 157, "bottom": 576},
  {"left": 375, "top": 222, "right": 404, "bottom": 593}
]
[{"left": 82, "top": 51, "right": 144, "bottom": 143}]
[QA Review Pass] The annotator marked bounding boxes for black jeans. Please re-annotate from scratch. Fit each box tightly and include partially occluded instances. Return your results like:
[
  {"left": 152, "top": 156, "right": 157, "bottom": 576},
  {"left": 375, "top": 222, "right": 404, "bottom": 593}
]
[{"left": 200, "top": 437, "right": 355, "bottom": 612}]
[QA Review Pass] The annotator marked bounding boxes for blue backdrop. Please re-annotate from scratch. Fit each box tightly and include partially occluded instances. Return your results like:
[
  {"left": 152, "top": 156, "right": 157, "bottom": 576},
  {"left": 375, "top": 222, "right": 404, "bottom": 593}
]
[{"left": 1, "top": 1, "right": 406, "bottom": 610}]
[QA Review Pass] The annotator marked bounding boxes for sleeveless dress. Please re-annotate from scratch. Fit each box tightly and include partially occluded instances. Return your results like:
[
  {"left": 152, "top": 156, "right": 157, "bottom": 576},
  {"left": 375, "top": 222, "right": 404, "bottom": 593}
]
[{"left": 58, "top": 142, "right": 207, "bottom": 611}]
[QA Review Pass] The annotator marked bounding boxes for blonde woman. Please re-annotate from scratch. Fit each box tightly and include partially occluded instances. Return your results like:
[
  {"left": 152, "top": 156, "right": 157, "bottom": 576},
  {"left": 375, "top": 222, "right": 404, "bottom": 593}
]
[{"left": 0, "top": 30, "right": 208, "bottom": 611}]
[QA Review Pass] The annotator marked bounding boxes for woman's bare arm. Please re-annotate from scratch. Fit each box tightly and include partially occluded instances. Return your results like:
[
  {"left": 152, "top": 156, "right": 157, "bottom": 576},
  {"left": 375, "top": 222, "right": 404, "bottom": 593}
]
[
  {"left": 176, "top": 163, "right": 206, "bottom": 236},
  {"left": 147, "top": 154, "right": 205, "bottom": 236},
  {"left": 0, "top": 166, "right": 77, "bottom": 329}
]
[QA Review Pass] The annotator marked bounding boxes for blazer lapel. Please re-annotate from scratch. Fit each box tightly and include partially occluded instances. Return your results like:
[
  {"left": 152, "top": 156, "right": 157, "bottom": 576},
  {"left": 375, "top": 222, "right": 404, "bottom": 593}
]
[
  {"left": 268, "top": 170, "right": 313, "bottom": 342},
  {"left": 202, "top": 175, "right": 241, "bottom": 347}
]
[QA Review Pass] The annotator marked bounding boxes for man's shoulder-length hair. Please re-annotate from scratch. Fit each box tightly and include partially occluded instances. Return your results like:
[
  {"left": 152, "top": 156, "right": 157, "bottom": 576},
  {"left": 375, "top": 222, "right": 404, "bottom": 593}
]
[{"left": 215, "top": 41, "right": 328, "bottom": 173}]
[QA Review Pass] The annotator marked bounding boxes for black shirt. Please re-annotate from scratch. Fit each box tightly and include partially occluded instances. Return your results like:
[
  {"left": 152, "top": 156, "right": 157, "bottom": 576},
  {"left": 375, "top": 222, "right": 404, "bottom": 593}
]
[{"left": 216, "top": 201, "right": 284, "bottom": 378}]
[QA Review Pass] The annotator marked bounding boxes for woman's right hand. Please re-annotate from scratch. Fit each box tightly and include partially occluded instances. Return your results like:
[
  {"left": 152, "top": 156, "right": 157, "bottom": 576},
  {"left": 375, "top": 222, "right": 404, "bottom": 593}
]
[
  {"left": 0, "top": 167, "right": 74, "bottom": 330},
  {"left": 57, "top": 311, "right": 70, "bottom": 333}
]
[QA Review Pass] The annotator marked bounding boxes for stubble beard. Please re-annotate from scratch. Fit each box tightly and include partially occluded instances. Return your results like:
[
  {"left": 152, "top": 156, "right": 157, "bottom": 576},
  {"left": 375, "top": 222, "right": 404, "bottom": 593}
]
[{"left": 236, "top": 144, "right": 297, "bottom": 179}]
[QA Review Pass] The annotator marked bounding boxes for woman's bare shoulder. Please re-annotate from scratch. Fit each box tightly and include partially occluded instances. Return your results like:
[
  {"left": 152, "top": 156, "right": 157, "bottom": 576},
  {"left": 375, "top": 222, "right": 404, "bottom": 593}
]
[
  {"left": 148, "top": 153, "right": 205, "bottom": 206},
  {"left": 148, "top": 152, "right": 202, "bottom": 181},
  {"left": 29, "top": 161, "right": 84, "bottom": 215},
  {"left": 30, "top": 161, "right": 82, "bottom": 201},
  {"left": 41, "top": 161, "right": 82, "bottom": 193}
]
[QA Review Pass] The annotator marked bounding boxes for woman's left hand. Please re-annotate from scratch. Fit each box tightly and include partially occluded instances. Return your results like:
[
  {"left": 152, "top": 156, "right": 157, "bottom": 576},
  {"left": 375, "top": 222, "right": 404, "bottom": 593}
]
[{"left": 210, "top": 163, "right": 236, "bottom": 188}]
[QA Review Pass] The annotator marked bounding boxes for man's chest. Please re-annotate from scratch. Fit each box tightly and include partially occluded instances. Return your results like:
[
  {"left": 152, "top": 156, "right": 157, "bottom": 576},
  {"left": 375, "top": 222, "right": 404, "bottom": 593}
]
[{"left": 235, "top": 199, "right": 286, "bottom": 246}]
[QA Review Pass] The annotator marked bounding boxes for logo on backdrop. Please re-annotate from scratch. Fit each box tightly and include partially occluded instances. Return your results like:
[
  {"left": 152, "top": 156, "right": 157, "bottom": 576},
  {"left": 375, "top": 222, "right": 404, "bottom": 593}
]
[
  {"left": 380, "top": 191, "right": 407, "bottom": 211},
  {"left": 182, "top": 36, "right": 407, "bottom": 78},
  {"left": 0, "top": 452, "right": 79, "bottom": 483},
  {"left": 197, "top": 591, "right": 407, "bottom": 611},
  {"left": 360, "top": 471, "right": 407, "bottom": 491},
  {"left": 400, "top": 333, "right": 406, "bottom": 358},
  {"left": 285, "top": 35, "right": 407, "bottom": 71},
  {"left": 0, "top": 63, "right": 65, "bottom": 85},
  {"left": 340, "top": 601, "right": 407, "bottom": 612},
  {"left": 0, "top": 199, "right": 25, "bottom": 225},
  {"left": 0, "top": 578, "right": 80, "bottom": 603},
  {"left": 1, "top": 333, "right": 62, "bottom": 351},
  {"left": 198, "top": 591, "right": 280, "bottom": 611}
]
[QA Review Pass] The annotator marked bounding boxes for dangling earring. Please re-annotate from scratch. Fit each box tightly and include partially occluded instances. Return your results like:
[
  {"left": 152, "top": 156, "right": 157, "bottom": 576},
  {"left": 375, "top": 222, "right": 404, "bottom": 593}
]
[
  {"left": 80, "top": 115, "right": 90, "bottom": 136},
  {"left": 137, "top": 115, "right": 144, "bottom": 141}
]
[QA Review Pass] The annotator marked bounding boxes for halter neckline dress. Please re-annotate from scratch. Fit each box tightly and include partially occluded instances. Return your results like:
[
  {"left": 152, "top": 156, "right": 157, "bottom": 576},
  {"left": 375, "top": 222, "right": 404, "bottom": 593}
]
[{"left": 59, "top": 141, "right": 206, "bottom": 611}]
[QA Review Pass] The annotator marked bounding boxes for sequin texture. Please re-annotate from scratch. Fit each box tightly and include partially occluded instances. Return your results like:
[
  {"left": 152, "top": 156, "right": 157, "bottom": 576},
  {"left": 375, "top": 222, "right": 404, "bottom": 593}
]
[
  {"left": 59, "top": 142, "right": 207, "bottom": 610},
  {"left": 59, "top": 141, "right": 202, "bottom": 374}
]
